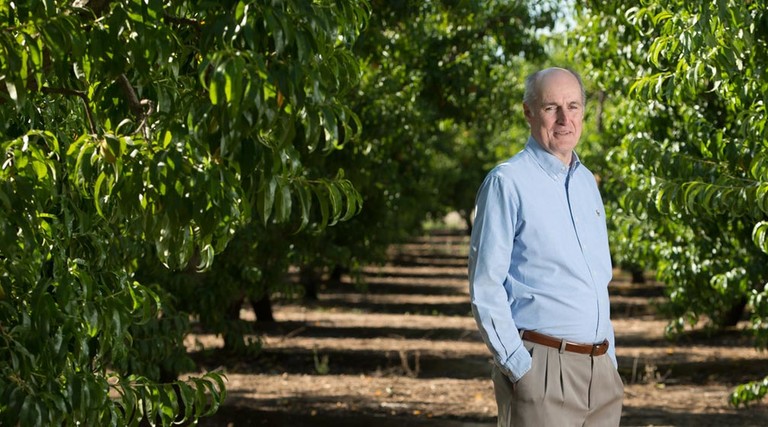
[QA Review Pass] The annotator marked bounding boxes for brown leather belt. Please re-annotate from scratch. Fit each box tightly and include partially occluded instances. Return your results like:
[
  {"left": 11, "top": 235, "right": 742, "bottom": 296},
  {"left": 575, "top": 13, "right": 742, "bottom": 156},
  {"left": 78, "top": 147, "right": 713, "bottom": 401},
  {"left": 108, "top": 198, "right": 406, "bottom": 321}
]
[{"left": 521, "top": 330, "right": 609, "bottom": 356}]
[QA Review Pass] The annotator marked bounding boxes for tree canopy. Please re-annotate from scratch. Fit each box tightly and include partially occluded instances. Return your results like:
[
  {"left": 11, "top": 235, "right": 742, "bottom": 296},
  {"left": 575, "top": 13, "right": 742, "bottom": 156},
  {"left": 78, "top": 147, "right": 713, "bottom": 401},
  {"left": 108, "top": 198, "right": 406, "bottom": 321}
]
[
  {"left": 0, "top": 0, "right": 366, "bottom": 424},
  {"left": 570, "top": 0, "right": 768, "bottom": 405}
]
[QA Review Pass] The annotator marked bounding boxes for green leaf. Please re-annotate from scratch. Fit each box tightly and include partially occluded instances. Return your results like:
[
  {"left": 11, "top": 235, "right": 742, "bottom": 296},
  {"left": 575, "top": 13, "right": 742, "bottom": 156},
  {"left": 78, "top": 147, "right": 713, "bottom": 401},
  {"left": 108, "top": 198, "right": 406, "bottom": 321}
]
[
  {"left": 173, "top": 381, "right": 194, "bottom": 425},
  {"left": 327, "top": 182, "right": 342, "bottom": 225},
  {"left": 20, "top": 394, "right": 42, "bottom": 427},
  {"left": 317, "top": 185, "right": 330, "bottom": 227},
  {"left": 757, "top": 183, "right": 768, "bottom": 215},
  {"left": 209, "top": 66, "right": 223, "bottom": 106},
  {"left": 274, "top": 181, "right": 292, "bottom": 222},
  {"left": 94, "top": 172, "right": 107, "bottom": 217},
  {"left": 225, "top": 55, "right": 245, "bottom": 106},
  {"left": 751, "top": 154, "right": 768, "bottom": 181},
  {"left": 31, "top": 160, "right": 48, "bottom": 179},
  {"left": 259, "top": 176, "right": 277, "bottom": 224},
  {"left": 295, "top": 184, "right": 312, "bottom": 231},
  {"left": 338, "top": 179, "right": 361, "bottom": 221},
  {"left": 754, "top": 221, "right": 768, "bottom": 254},
  {"left": 265, "top": 8, "right": 286, "bottom": 55},
  {"left": 5, "top": 80, "right": 19, "bottom": 104},
  {"left": 0, "top": 187, "right": 13, "bottom": 211}
]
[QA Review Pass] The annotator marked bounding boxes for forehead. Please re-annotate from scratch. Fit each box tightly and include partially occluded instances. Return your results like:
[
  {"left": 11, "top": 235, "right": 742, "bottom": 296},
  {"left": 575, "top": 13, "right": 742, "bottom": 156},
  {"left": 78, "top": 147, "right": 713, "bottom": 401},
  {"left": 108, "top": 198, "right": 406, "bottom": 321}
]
[{"left": 537, "top": 72, "right": 582, "bottom": 104}]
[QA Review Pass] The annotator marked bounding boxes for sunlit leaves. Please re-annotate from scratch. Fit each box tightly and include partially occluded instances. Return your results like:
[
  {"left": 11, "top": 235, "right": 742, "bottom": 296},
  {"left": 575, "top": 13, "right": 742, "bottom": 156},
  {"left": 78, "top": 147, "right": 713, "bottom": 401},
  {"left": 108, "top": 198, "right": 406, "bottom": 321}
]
[
  {"left": 731, "top": 376, "right": 768, "bottom": 408},
  {"left": 755, "top": 222, "right": 768, "bottom": 255},
  {"left": 254, "top": 171, "right": 362, "bottom": 230},
  {"left": 619, "top": 0, "right": 768, "bottom": 233}
]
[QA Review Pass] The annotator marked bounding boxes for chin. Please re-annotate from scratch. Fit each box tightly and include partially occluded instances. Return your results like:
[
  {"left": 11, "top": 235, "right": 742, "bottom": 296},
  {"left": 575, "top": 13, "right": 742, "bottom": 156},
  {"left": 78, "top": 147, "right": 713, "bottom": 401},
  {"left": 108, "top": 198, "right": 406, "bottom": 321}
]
[{"left": 555, "top": 137, "right": 578, "bottom": 147}]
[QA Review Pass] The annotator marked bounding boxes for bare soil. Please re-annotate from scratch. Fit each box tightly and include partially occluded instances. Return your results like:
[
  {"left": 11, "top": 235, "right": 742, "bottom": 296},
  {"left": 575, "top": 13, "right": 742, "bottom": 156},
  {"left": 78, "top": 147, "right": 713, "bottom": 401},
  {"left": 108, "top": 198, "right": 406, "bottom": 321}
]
[{"left": 192, "top": 230, "right": 768, "bottom": 426}]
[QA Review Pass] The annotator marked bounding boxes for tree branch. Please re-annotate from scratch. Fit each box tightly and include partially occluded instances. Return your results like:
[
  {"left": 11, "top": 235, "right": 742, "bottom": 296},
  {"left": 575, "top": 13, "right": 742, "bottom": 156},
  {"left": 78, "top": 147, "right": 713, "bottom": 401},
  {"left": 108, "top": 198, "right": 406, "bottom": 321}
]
[
  {"left": 116, "top": 74, "right": 144, "bottom": 118},
  {"left": 116, "top": 74, "right": 155, "bottom": 139},
  {"left": 163, "top": 13, "right": 203, "bottom": 31}
]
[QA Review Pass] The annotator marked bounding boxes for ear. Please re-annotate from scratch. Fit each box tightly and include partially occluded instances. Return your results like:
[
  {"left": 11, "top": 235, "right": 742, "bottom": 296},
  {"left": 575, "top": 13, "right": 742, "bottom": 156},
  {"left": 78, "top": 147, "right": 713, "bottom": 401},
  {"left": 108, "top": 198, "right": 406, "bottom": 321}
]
[{"left": 523, "top": 103, "right": 533, "bottom": 121}]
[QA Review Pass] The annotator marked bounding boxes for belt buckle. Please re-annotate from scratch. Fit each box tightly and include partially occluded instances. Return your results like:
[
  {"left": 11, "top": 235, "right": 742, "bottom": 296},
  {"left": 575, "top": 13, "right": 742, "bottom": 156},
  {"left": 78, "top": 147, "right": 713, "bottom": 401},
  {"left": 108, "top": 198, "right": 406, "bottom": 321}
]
[{"left": 590, "top": 341, "right": 607, "bottom": 356}]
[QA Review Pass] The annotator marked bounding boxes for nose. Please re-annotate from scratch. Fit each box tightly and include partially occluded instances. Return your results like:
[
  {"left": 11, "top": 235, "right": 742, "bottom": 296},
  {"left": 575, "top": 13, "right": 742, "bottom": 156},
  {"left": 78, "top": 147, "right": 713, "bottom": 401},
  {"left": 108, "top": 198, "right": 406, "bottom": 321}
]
[{"left": 555, "top": 108, "right": 567, "bottom": 124}]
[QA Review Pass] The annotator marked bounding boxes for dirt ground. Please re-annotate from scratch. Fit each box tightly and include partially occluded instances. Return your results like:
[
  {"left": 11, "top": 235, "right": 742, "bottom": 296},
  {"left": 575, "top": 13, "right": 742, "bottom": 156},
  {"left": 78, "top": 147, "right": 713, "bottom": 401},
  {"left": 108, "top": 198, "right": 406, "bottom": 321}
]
[{"left": 192, "top": 230, "right": 768, "bottom": 427}]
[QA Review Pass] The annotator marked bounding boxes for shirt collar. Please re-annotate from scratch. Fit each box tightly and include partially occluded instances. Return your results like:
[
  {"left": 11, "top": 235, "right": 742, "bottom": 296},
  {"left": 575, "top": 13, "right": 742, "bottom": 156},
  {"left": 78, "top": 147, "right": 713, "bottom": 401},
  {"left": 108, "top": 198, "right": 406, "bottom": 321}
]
[{"left": 525, "top": 136, "right": 581, "bottom": 179}]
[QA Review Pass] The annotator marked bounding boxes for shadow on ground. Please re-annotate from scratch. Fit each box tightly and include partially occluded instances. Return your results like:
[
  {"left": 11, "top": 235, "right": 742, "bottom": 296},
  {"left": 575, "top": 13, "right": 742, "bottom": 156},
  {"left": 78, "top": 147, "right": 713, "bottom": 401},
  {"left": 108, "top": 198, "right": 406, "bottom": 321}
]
[{"left": 189, "top": 229, "right": 768, "bottom": 427}]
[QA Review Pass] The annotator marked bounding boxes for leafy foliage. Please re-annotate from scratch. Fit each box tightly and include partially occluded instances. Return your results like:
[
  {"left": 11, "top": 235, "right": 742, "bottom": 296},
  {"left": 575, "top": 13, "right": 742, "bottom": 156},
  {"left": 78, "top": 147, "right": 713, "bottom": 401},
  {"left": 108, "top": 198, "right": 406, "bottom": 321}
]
[
  {"left": 570, "top": 0, "right": 768, "bottom": 405},
  {"left": 0, "top": 0, "right": 367, "bottom": 425}
]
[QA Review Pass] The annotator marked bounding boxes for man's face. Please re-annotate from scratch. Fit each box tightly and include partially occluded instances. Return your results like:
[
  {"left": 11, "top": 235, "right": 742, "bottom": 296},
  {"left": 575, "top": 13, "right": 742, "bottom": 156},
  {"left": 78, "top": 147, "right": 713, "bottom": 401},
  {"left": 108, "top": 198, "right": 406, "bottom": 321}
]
[{"left": 524, "top": 70, "right": 584, "bottom": 165}]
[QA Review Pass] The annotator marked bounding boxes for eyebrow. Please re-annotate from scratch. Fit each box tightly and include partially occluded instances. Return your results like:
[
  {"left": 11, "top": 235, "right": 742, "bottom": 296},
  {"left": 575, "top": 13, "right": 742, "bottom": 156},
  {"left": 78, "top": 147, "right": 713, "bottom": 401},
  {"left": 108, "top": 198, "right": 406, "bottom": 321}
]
[{"left": 541, "top": 101, "right": 582, "bottom": 107}]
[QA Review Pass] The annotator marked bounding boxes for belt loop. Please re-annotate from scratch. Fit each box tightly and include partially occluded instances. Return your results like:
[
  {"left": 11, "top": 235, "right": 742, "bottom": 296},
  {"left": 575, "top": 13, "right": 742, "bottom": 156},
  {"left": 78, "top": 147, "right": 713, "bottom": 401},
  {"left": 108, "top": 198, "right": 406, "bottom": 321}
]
[
  {"left": 559, "top": 338, "right": 567, "bottom": 354},
  {"left": 519, "top": 329, "right": 525, "bottom": 338}
]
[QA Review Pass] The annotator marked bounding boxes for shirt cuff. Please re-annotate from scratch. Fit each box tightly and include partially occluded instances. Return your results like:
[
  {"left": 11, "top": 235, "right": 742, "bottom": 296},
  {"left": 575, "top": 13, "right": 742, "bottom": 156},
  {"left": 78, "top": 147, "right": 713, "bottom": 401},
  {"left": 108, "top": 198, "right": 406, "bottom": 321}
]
[{"left": 497, "top": 344, "right": 532, "bottom": 382}]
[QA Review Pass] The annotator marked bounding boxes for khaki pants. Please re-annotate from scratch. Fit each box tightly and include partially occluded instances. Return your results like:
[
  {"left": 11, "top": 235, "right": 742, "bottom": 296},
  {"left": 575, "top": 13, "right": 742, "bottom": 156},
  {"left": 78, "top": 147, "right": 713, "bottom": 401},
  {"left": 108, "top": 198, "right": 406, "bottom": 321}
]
[{"left": 492, "top": 341, "right": 624, "bottom": 427}]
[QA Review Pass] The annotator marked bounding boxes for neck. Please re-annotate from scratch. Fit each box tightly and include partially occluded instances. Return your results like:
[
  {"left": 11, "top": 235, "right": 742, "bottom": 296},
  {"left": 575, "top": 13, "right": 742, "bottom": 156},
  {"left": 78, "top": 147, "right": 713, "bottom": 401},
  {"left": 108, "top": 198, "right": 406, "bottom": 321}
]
[{"left": 557, "top": 152, "right": 573, "bottom": 166}]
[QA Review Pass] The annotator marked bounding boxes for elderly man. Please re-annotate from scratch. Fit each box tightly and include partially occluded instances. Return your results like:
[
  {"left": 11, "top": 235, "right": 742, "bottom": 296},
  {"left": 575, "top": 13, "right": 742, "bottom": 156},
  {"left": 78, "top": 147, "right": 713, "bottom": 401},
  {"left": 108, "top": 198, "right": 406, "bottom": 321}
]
[{"left": 468, "top": 67, "right": 624, "bottom": 426}]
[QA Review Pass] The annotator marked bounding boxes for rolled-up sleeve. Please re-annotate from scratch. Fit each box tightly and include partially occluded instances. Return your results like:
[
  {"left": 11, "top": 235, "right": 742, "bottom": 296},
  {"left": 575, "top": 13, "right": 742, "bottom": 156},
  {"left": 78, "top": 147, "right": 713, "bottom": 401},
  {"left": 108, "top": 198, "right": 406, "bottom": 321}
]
[{"left": 468, "top": 174, "right": 531, "bottom": 382}]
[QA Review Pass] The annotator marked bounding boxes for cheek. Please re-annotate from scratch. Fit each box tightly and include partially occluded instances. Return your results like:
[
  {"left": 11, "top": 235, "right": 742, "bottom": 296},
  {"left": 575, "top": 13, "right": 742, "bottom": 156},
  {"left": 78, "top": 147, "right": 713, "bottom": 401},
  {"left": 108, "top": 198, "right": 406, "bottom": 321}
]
[{"left": 540, "top": 118, "right": 556, "bottom": 129}]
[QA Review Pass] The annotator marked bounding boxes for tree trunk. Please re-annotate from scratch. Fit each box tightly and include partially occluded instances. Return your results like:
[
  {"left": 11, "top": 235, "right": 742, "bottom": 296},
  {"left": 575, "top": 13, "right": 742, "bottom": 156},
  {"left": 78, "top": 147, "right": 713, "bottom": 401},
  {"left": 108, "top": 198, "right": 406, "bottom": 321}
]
[
  {"left": 252, "top": 294, "right": 275, "bottom": 322},
  {"left": 718, "top": 297, "right": 747, "bottom": 328},
  {"left": 300, "top": 266, "right": 321, "bottom": 301}
]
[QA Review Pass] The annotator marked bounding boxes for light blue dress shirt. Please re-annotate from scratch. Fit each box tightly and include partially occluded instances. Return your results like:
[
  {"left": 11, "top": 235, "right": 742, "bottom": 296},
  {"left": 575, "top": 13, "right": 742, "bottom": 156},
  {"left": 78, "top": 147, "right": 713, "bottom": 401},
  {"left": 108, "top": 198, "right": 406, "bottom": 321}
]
[{"left": 468, "top": 136, "right": 616, "bottom": 382}]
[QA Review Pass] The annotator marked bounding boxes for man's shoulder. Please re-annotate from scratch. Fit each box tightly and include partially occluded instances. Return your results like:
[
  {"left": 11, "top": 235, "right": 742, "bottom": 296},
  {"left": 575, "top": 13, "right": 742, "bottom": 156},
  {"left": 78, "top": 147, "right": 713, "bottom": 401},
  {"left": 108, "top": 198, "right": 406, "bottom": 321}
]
[{"left": 488, "top": 150, "right": 535, "bottom": 179}]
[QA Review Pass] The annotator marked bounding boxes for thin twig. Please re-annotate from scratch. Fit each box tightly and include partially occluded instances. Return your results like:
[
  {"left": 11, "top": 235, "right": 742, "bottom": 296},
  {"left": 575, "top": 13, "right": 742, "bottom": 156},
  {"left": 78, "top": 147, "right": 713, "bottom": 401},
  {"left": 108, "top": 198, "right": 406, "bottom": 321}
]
[
  {"left": 281, "top": 326, "right": 308, "bottom": 342},
  {"left": 41, "top": 86, "right": 97, "bottom": 134}
]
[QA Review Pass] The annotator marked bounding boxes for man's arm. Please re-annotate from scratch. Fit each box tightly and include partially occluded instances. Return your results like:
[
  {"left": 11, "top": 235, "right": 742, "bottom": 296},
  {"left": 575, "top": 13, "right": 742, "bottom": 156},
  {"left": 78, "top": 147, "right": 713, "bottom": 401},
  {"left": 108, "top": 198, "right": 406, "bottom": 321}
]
[{"left": 468, "top": 173, "right": 531, "bottom": 382}]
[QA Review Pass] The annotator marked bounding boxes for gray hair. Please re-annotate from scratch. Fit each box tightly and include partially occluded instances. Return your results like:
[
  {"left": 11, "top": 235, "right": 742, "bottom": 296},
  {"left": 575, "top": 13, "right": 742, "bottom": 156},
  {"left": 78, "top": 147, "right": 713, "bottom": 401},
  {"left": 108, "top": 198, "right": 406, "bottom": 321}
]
[{"left": 523, "top": 68, "right": 586, "bottom": 107}]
